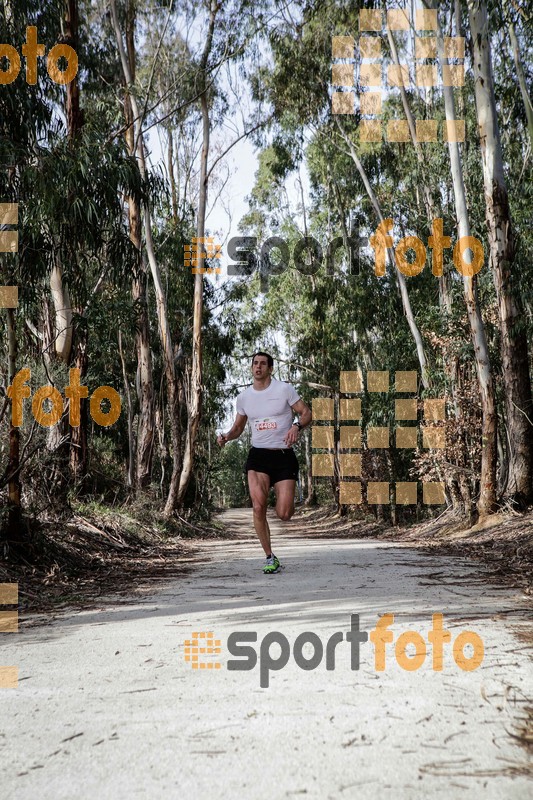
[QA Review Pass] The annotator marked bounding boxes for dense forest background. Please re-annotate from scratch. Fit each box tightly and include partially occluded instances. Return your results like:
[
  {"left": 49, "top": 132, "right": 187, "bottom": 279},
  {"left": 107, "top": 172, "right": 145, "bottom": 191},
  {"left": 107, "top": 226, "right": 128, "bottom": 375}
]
[{"left": 0, "top": 0, "right": 532, "bottom": 552}]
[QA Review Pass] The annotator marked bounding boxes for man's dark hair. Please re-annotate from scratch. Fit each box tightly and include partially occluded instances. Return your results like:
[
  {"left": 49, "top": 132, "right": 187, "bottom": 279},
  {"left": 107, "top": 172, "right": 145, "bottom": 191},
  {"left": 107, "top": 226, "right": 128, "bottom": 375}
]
[{"left": 251, "top": 351, "right": 274, "bottom": 368}]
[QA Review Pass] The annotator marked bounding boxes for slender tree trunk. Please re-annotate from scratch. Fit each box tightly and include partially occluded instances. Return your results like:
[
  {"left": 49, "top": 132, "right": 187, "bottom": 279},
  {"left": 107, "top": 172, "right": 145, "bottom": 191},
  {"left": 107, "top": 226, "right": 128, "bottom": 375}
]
[
  {"left": 5, "top": 307, "right": 24, "bottom": 540},
  {"left": 132, "top": 258, "right": 155, "bottom": 488},
  {"left": 437, "top": 11, "right": 497, "bottom": 515},
  {"left": 168, "top": 129, "right": 178, "bottom": 224},
  {"left": 65, "top": 0, "right": 83, "bottom": 137},
  {"left": 49, "top": 260, "right": 73, "bottom": 364},
  {"left": 176, "top": 102, "right": 207, "bottom": 508},
  {"left": 44, "top": 0, "right": 80, "bottom": 475},
  {"left": 63, "top": 0, "right": 90, "bottom": 479},
  {"left": 504, "top": 3, "right": 533, "bottom": 147},
  {"left": 47, "top": 258, "right": 72, "bottom": 483},
  {"left": 122, "top": 12, "right": 155, "bottom": 489},
  {"left": 385, "top": 23, "right": 452, "bottom": 314},
  {"left": 47, "top": 255, "right": 72, "bottom": 470},
  {"left": 386, "top": 22, "right": 482, "bottom": 511},
  {"left": 50, "top": 0, "right": 79, "bottom": 364},
  {"left": 118, "top": 329, "right": 135, "bottom": 487},
  {"left": 176, "top": 0, "right": 219, "bottom": 508},
  {"left": 42, "top": 296, "right": 67, "bottom": 462},
  {"left": 49, "top": 0, "right": 80, "bottom": 360},
  {"left": 69, "top": 343, "right": 88, "bottom": 478},
  {"left": 111, "top": 0, "right": 181, "bottom": 510},
  {"left": 468, "top": 0, "right": 533, "bottom": 504},
  {"left": 304, "top": 429, "right": 316, "bottom": 505},
  {"left": 335, "top": 118, "right": 431, "bottom": 389}
]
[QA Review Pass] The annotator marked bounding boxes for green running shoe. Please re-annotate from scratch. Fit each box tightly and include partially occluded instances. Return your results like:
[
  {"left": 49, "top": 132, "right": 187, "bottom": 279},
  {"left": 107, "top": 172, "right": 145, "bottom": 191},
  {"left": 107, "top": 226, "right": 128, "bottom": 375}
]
[{"left": 263, "top": 554, "right": 281, "bottom": 574}]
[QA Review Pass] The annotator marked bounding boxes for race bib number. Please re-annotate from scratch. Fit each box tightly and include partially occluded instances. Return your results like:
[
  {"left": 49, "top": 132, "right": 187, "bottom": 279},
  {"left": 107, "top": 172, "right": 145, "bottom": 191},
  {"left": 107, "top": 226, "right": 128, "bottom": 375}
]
[{"left": 255, "top": 418, "right": 278, "bottom": 431}]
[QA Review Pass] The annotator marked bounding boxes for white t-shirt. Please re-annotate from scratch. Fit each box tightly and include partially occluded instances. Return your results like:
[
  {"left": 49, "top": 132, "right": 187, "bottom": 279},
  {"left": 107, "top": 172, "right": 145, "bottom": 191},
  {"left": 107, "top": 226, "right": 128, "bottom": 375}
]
[{"left": 236, "top": 378, "right": 301, "bottom": 449}]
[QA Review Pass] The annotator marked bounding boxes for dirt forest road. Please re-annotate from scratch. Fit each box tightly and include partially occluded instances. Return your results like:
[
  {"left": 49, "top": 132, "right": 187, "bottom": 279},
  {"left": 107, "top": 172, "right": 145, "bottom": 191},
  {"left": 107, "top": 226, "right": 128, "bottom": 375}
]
[{"left": 1, "top": 509, "right": 532, "bottom": 799}]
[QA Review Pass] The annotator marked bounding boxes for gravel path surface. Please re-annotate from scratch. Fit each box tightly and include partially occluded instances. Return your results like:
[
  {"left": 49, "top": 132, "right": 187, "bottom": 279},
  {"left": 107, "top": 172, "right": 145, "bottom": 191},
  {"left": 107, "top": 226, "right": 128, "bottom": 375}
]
[{"left": 1, "top": 508, "right": 531, "bottom": 799}]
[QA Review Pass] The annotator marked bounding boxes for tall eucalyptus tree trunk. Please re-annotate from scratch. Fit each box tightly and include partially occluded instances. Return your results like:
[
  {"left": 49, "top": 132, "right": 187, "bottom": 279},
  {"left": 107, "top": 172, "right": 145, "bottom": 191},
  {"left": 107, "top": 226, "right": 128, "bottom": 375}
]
[
  {"left": 64, "top": 0, "right": 90, "bottom": 479},
  {"left": 335, "top": 118, "right": 431, "bottom": 390},
  {"left": 48, "top": 0, "right": 80, "bottom": 369},
  {"left": 124, "top": 1, "right": 155, "bottom": 489},
  {"left": 468, "top": 0, "right": 533, "bottom": 504},
  {"left": 385, "top": 23, "right": 451, "bottom": 313},
  {"left": 437, "top": 9, "right": 497, "bottom": 515},
  {"left": 385, "top": 20, "right": 473, "bottom": 514},
  {"left": 111, "top": 0, "right": 181, "bottom": 511},
  {"left": 5, "top": 307, "right": 23, "bottom": 540},
  {"left": 176, "top": 0, "right": 219, "bottom": 508},
  {"left": 504, "top": 2, "right": 533, "bottom": 147}
]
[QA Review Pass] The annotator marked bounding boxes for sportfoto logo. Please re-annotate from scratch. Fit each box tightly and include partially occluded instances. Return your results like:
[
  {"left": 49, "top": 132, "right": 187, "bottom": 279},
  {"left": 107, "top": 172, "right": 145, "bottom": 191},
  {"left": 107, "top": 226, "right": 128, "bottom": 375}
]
[
  {"left": 227, "top": 217, "right": 484, "bottom": 292},
  {"left": 183, "top": 614, "right": 484, "bottom": 688}
]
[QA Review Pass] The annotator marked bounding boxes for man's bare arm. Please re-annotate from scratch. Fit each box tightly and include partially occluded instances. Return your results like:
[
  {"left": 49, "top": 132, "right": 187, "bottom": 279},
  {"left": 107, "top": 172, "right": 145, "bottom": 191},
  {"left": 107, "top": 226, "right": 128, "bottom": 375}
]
[
  {"left": 217, "top": 413, "right": 248, "bottom": 447},
  {"left": 291, "top": 399, "right": 312, "bottom": 428},
  {"left": 284, "top": 399, "right": 312, "bottom": 446}
]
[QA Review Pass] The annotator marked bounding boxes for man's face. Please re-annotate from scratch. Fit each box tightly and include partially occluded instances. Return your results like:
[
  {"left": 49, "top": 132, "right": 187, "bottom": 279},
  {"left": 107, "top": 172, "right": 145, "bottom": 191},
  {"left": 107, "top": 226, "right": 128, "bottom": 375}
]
[{"left": 252, "top": 356, "right": 271, "bottom": 379}]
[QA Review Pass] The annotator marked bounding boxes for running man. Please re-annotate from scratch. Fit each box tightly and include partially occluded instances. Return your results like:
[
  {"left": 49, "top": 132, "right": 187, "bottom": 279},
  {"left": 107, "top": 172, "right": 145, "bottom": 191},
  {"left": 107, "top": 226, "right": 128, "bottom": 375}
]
[{"left": 217, "top": 352, "right": 312, "bottom": 574}]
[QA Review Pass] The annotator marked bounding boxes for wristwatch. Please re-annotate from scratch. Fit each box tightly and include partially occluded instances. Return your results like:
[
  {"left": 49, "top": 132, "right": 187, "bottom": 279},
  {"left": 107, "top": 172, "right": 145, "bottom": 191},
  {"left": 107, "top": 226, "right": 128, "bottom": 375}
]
[{"left": 293, "top": 421, "right": 303, "bottom": 431}]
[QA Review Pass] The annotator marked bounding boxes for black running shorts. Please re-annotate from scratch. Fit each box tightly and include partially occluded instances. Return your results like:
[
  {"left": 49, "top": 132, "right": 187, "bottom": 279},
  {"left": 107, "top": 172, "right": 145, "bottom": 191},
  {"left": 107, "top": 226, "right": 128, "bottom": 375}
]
[{"left": 244, "top": 447, "right": 299, "bottom": 486}]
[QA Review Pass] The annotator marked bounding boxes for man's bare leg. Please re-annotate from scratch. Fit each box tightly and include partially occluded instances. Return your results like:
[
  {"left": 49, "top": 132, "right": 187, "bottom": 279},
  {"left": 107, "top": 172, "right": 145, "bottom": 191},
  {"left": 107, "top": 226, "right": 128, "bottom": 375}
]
[
  {"left": 247, "top": 470, "right": 272, "bottom": 555},
  {"left": 274, "top": 479, "right": 297, "bottom": 521}
]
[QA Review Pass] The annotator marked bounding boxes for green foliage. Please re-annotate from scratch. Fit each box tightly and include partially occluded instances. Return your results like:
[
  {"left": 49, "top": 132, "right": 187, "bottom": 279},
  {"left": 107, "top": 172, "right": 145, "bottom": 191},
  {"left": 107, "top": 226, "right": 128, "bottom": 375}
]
[
  {"left": 1, "top": 0, "right": 531, "bottom": 531},
  {"left": 209, "top": 440, "right": 249, "bottom": 509}
]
